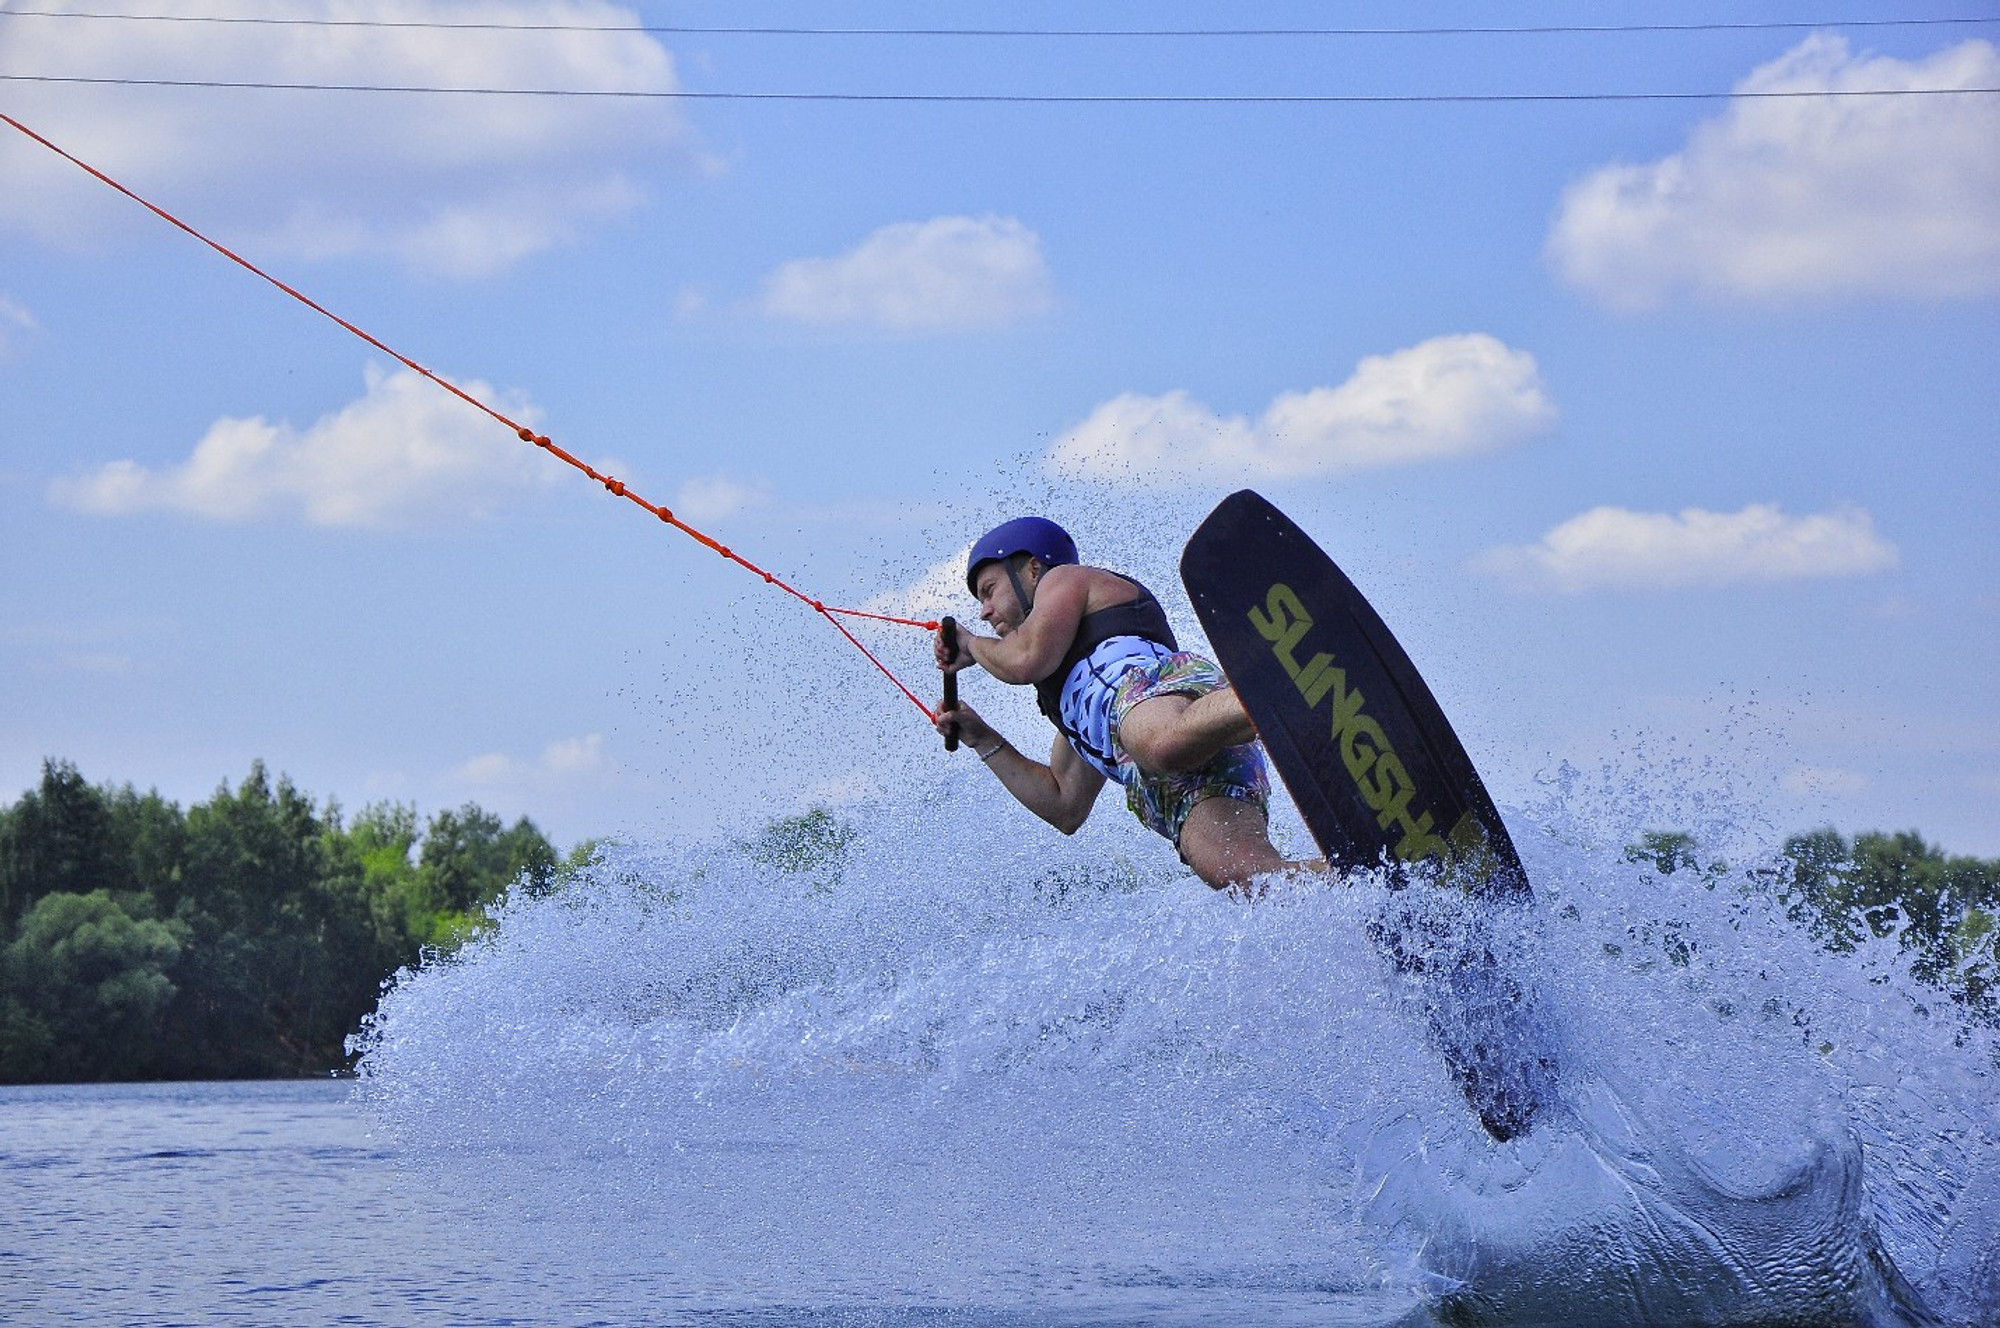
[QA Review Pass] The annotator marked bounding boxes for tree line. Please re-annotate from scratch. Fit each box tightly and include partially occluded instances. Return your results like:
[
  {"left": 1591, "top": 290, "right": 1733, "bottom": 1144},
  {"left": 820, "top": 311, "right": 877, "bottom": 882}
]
[
  {"left": 1626, "top": 827, "right": 1999, "bottom": 1024},
  {"left": 0, "top": 759, "right": 583, "bottom": 1084},
  {"left": 3, "top": 757, "right": 1995, "bottom": 1085}
]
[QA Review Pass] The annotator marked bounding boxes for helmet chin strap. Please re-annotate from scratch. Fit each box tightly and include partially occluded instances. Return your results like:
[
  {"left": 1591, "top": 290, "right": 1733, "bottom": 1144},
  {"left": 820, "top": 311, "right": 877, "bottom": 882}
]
[{"left": 1003, "top": 557, "right": 1036, "bottom": 622}]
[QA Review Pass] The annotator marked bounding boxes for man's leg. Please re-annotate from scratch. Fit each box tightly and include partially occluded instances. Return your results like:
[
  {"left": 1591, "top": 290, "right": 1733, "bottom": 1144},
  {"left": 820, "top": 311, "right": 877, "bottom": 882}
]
[
  {"left": 1177, "top": 795, "right": 1315, "bottom": 894},
  {"left": 1119, "top": 689, "right": 1258, "bottom": 777}
]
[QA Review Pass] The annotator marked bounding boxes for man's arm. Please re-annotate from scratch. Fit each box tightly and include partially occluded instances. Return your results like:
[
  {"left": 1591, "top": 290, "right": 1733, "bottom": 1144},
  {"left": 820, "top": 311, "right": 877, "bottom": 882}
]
[
  {"left": 957, "top": 565, "right": 1092, "bottom": 685},
  {"left": 935, "top": 702, "right": 1105, "bottom": 835}
]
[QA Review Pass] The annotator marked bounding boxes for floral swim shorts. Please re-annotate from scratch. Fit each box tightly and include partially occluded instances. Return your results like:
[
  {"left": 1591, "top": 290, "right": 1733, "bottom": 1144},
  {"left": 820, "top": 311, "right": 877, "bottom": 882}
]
[{"left": 1109, "top": 651, "right": 1272, "bottom": 848}]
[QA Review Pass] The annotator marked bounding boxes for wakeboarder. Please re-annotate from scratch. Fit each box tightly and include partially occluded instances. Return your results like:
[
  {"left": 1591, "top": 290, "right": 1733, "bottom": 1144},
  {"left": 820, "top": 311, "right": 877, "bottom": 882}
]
[{"left": 934, "top": 517, "right": 1314, "bottom": 892}]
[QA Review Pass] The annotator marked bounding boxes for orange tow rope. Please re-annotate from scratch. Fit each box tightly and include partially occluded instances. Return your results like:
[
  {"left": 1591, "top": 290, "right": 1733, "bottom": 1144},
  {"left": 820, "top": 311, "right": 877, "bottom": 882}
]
[{"left": 5, "top": 113, "right": 944, "bottom": 723}]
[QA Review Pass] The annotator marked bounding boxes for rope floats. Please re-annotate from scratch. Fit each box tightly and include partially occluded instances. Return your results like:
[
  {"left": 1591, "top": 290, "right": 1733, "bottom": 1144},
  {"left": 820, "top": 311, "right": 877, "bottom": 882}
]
[{"left": 4, "top": 112, "right": 945, "bottom": 723}]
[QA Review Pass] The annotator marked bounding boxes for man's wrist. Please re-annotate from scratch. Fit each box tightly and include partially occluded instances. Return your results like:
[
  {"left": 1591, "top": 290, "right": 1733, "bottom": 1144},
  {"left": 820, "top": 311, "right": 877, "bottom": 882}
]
[{"left": 977, "top": 740, "right": 1006, "bottom": 763}]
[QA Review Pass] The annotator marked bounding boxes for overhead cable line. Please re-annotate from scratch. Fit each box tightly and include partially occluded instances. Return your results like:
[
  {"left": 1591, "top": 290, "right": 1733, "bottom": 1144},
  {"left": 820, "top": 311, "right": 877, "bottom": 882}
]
[
  {"left": 1, "top": 11, "right": 1995, "bottom": 37},
  {"left": 0, "top": 110, "right": 948, "bottom": 726},
  {"left": 5, "top": 73, "right": 1996, "bottom": 103}
]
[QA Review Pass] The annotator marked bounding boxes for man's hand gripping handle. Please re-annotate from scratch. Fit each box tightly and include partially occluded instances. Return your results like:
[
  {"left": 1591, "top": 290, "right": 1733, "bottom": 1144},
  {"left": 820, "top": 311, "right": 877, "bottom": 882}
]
[{"left": 940, "top": 616, "right": 961, "bottom": 751}]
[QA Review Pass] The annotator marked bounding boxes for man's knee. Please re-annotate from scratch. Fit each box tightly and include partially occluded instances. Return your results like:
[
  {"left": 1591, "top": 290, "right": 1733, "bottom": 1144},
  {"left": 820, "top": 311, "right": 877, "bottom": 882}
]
[
  {"left": 1125, "top": 690, "right": 1255, "bottom": 778},
  {"left": 1119, "top": 696, "right": 1204, "bottom": 775},
  {"left": 1129, "top": 731, "right": 1204, "bottom": 777}
]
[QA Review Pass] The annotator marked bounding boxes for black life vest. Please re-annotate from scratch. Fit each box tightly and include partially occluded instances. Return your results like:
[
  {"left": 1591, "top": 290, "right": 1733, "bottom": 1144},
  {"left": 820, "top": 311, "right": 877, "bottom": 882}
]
[{"left": 1033, "top": 574, "right": 1179, "bottom": 745}]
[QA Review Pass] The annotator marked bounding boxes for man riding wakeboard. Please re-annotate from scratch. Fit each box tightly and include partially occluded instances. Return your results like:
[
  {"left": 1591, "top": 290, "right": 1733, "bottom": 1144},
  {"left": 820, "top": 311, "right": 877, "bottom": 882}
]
[{"left": 934, "top": 517, "right": 1314, "bottom": 892}]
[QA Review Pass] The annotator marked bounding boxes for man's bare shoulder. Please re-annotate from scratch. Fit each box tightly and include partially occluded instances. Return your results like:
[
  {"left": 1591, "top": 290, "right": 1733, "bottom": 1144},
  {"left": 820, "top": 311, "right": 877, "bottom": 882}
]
[{"left": 1061, "top": 563, "right": 1146, "bottom": 613}]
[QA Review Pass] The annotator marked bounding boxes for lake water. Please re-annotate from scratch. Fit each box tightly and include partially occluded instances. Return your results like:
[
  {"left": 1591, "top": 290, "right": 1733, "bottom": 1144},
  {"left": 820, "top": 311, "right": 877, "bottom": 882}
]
[
  {"left": 3, "top": 1079, "right": 428, "bottom": 1327},
  {"left": 0, "top": 1077, "right": 1405, "bottom": 1326},
  {"left": 0, "top": 1078, "right": 796, "bottom": 1327},
  {"left": 7, "top": 773, "right": 1999, "bottom": 1325}
]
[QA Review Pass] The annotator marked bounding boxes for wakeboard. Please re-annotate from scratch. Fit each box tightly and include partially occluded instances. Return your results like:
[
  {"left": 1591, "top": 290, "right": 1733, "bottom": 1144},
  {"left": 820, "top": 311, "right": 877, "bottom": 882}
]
[{"left": 1181, "top": 489, "right": 1556, "bottom": 1139}]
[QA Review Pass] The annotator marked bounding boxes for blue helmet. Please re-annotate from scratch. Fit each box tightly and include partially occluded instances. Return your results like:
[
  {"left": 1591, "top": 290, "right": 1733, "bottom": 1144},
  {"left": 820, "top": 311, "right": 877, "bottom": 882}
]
[{"left": 966, "top": 517, "right": 1078, "bottom": 594}]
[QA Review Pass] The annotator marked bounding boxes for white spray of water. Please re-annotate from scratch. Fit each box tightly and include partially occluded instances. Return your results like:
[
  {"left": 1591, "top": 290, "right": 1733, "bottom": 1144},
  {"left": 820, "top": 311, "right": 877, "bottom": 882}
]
[{"left": 354, "top": 758, "right": 1998, "bottom": 1325}]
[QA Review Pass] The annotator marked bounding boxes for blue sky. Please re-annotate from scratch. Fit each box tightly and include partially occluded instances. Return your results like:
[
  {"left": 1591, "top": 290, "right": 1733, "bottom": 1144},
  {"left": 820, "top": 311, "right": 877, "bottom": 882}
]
[{"left": 3, "top": 2, "right": 1996, "bottom": 856}]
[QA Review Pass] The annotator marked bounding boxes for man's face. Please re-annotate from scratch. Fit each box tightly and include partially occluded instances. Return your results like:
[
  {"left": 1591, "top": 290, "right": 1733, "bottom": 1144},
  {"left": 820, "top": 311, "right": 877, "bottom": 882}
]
[{"left": 974, "top": 559, "right": 1034, "bottom": 635}]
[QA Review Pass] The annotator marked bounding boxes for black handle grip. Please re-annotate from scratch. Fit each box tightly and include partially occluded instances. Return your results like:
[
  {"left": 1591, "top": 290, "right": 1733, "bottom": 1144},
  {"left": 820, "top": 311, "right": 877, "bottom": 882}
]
[{"left": 940, "top": 617, "right": 961, "bottom": 751}]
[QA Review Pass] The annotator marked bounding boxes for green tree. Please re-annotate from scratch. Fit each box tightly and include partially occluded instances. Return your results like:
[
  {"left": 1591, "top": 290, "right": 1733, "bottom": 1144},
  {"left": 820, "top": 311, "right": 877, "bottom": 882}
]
[
  {"left": 1618, "top": 830, "right": 1721, "bottom": 970},
  {"left": 414, "top": 804, "right": 556, "bottom": 920},
  {"left": 166, "top": 762, "right": 340, "bottom": 1077},
  {"left": 1781, "top": 828, "right": 2000, "bottom": 1020},
  {"left": 179, "top": 762, "right": 324, "bottom": 936},
  {"left": 1778, "top": 827, "right": 1853, "bottom": 947},
  {"left": 414, "top": 805, "right": 559, "bottom": 936},
  {"left": 0, "top": 762, "right": 577, "bottom": 1082},
  {"left": 105, "top": 785, "right": 187, "bottom": 913},
  {"left": 0, "top": 996, "right": 54, "bottom": 1083},
  {"left": 0, "top": 760, "right": 119, "bottom": 929},
  {"left": 325, "top": 800, "right": 426, "bottom": 968},
  {"left": 497, "top": 816, "right": 561, "bottom": 898},
  {"left": 417, "top": 804, "right": 506, "bottom": 915},
  {"left": 2, "top": 890, "right": 183, "bottom": 1082},
  {"left": 742, "top": 807, "right": 856, "bottom": 892},
  {"left": 1625, "top": 830, "right": 1712, "bottom": 879},
  {"left": 1951, "top": 906, "right": 1997, "bottom": 1018}
]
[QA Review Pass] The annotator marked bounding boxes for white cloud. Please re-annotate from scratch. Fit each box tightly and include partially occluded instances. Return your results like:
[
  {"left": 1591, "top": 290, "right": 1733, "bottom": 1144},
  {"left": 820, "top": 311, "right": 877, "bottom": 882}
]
[
  {"left": 30, "top": 650, "right": 144, "bottom": 678},
  {"left": 0, "top": 294, "right": 35, "bottom": 357},
  {"left": 1476, "top": 503, "right": 1899, "bottom": 593},
  {"left": 1548, "top": 36, "right": 2000, "bottom": 308},
  {"left": 758, "top": 215, "right": 1054, "bottom": 331},
  {"left": 801, "top": 770, "right": 887, "bottom": 809},
  {"left": 48, "top": 363, "right": 557, "bottom": 527},
  {"left": 673, "top": 473, "right": 768, "bottom": 524},
  {"left": 457, "top": 734, "right": 609, "bottom": 783},
  {"left": 863, "top": 546, "right": 976, "bottom": 625},
  {"left": 1781, "top": 765, "right": 1869, "bottom": 796},
  {"left": 453, "top": 734, "right": 614, "bottom": 797},
  {"left": 1865, "top": 595, "right": 1922, "bottom": 621},
  {"left": 0, "top": 0, "right": 688, "bottom": 277},
  {"left": 672, "top": 285, "right": 711, "bottom": 318},
  {"left": 1044, "top": 333, "right": 1555, "bottom": 489}
]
